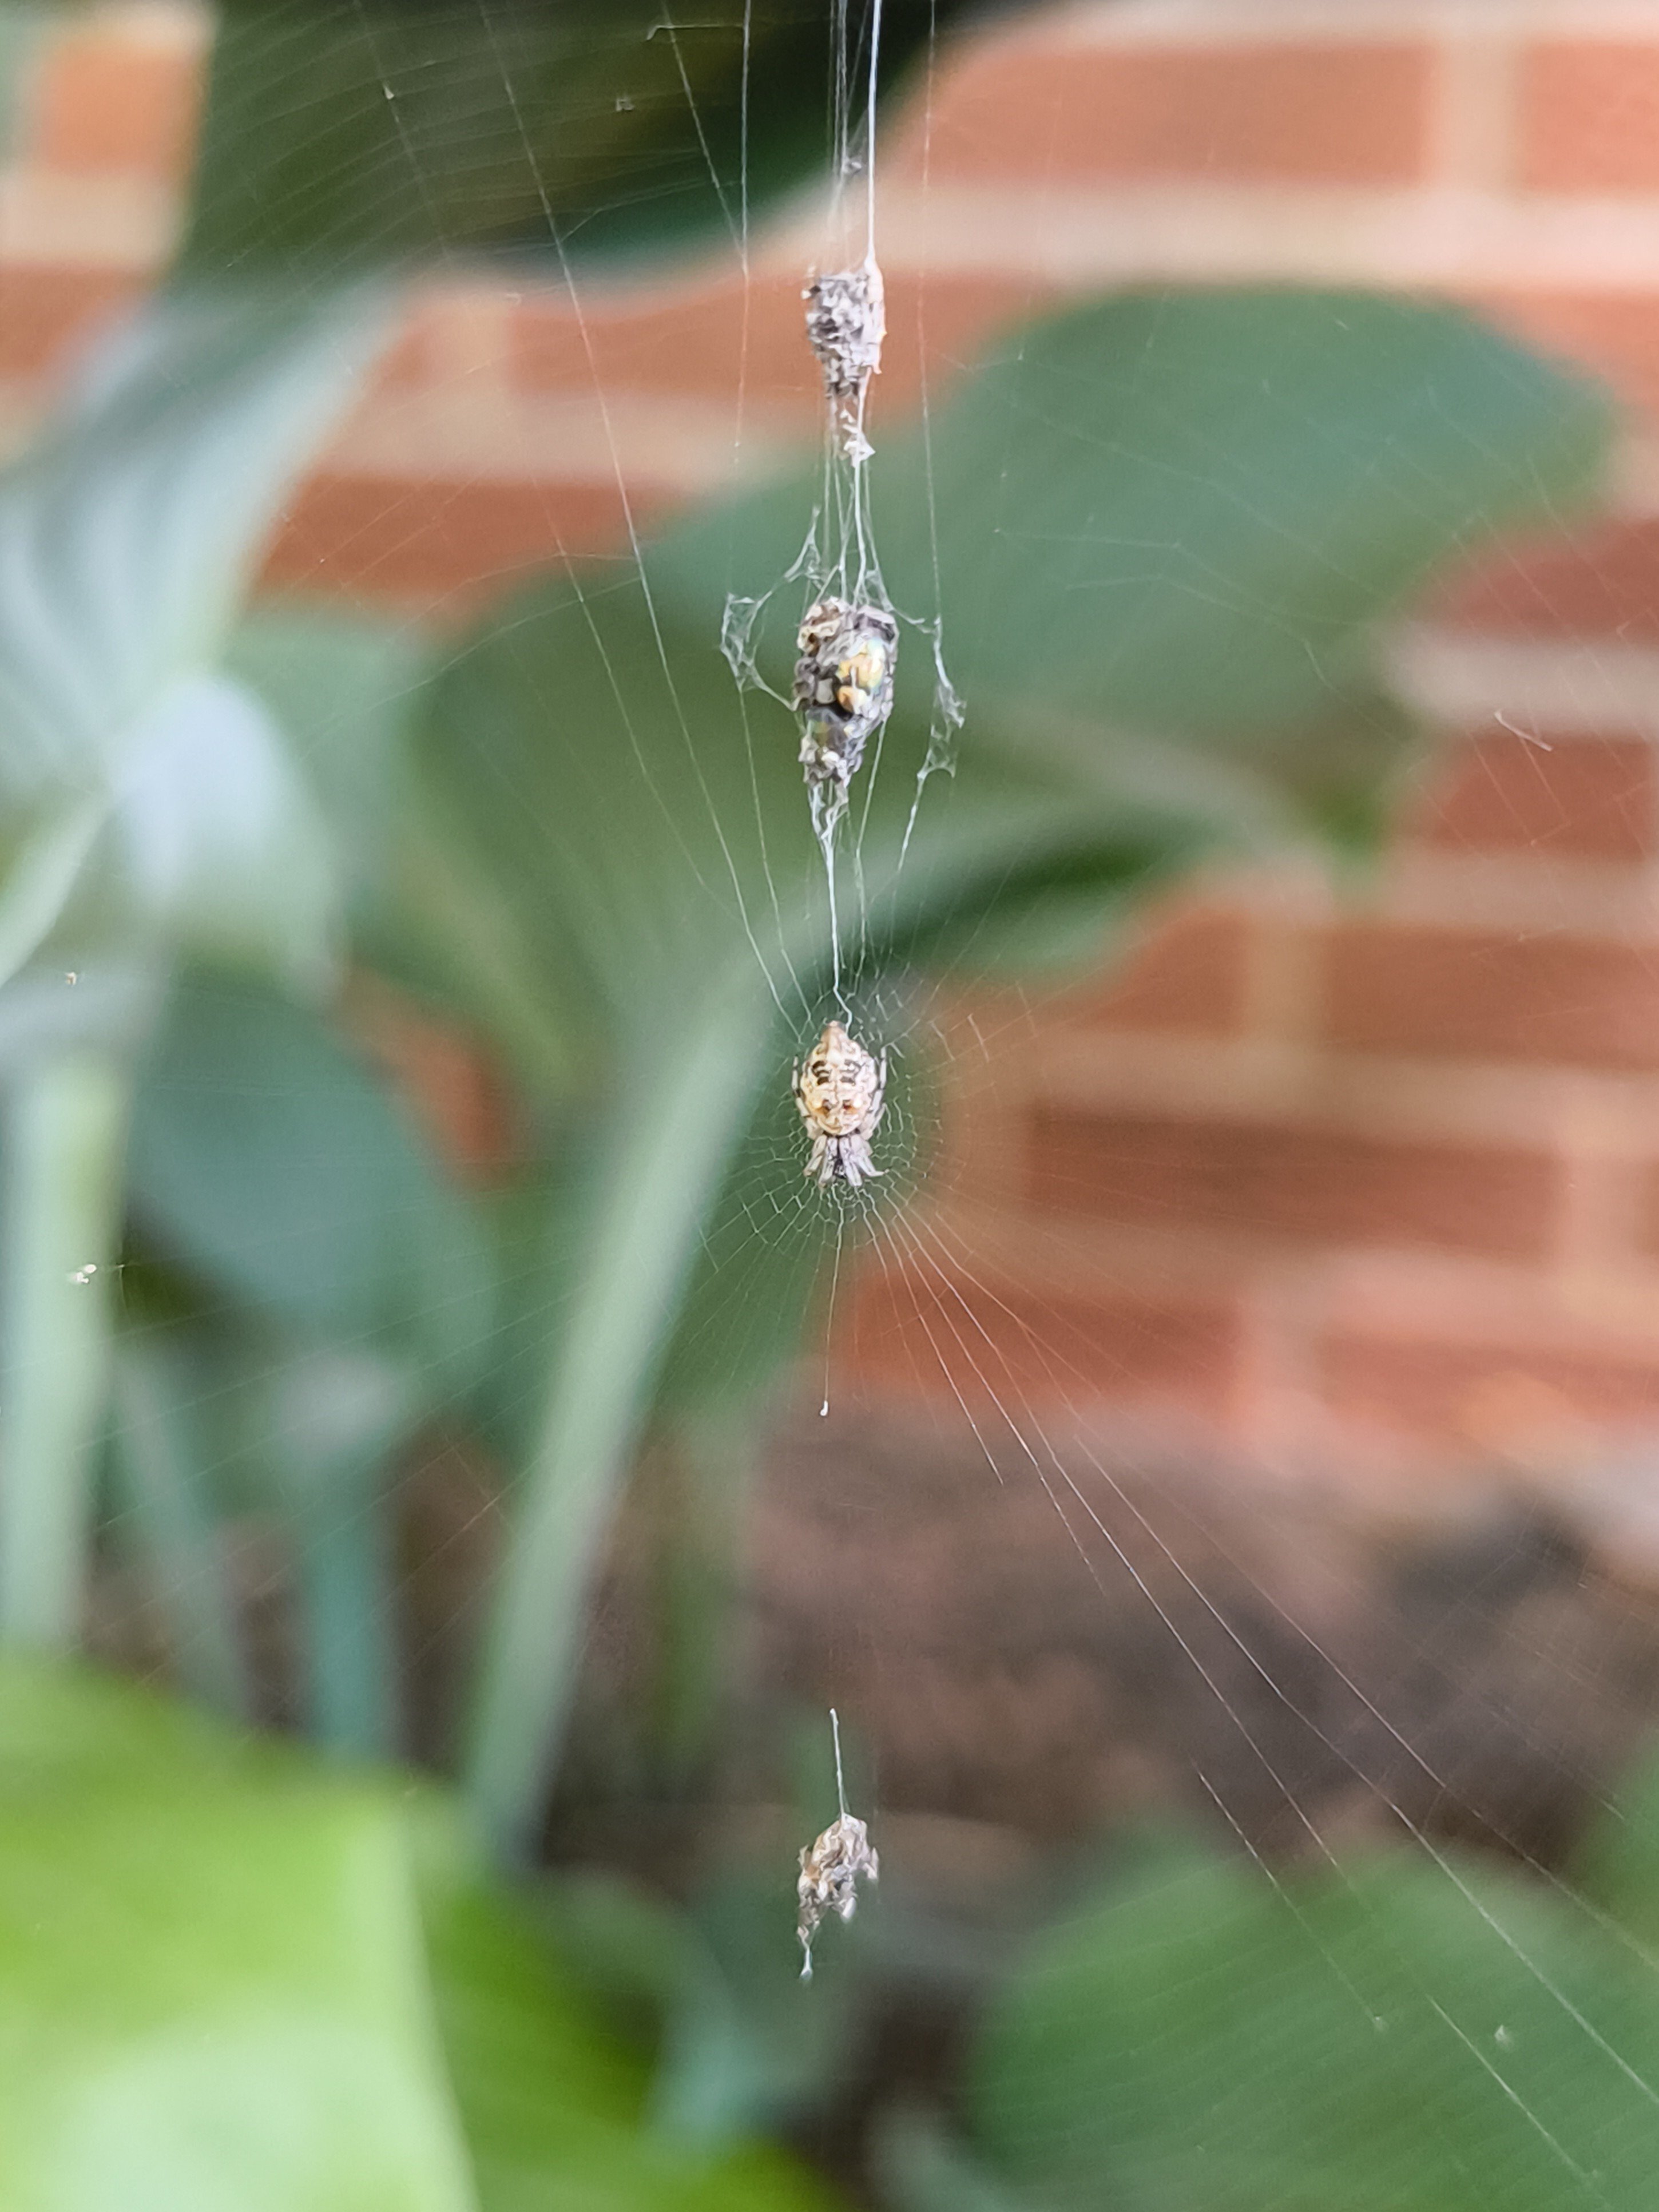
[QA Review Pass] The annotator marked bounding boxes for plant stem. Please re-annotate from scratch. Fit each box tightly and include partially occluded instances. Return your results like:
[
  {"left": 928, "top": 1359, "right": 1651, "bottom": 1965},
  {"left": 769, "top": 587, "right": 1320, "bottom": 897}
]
[
  {"left": 110, "top": 1336, "right": 251, "bottom": 1719},
  {"left": 651, "top": 1401, "right": 764, "bottom": 1790},
  {"left": 464, "top": 970, "right": 772, "bottom": 1861},
  {"left": 0, "top": 1049, "right": 130, "bottom": 1647},
  {"left": 295, "top": 1492, "right": 398, "bottom": 1761}
]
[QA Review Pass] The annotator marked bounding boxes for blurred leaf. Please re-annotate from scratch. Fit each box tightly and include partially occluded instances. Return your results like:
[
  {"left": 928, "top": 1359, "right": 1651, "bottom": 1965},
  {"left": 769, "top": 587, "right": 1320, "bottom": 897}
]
[
  {"left": 657, "top": 288, "right": 1612, "bottom": 829},
  {"left": 0, "top": 1660, "right": 836, "bottom": 2208},
  {"left": 1573, "top": 1741, "right": 1659, "bottom": 1952},
  {"left": 0, "top": 1659, "right": 478, "bottom": 2210},
  {"left": 92, "top": 673, "right": 339, "bottom": 989},
  {"left": 429, "top": 1872, "right": 839, "bottom": 2211},
  {"left": 0, "top": 286, "right": 387, "bottom": 989},
  {"left": 108, "top": 1334, "right": 253, "bottom": 1721},
  {"left": 657, "top": 1871, "right": 870, "bottom": 2146},
  {"left": 538, "top": 1868, "right": 864, "bottom": 2155},
  {"left": 465, "top": 961, "right": 779, "bottom": 1858},
  {"left": 875, "top": 2109, "right": 1034, "bottom": 2212},
  {"left": 228, "top": 605, "right": 431, "bottom": 923},
  {"left": 183, "top": 0, "right": 1002, "bottom": 277},
  {"left": 438, "top": 288, "right": 1611, "bottom": 1853},
  {"left": 0, "top": 8, "right": 60, "bottom": 159},
  {"left": 0, "top": 286, "right": 386, "bottom": 806},
  {"left": 971, "top": 1838, "right": 1659, "bottom": 2212},
  {"left": 444, "top": 285, "right": 1628, "bottom": 1858},
  {"left": 126, "top": 971, "right": 490, "bottom": 1382}
]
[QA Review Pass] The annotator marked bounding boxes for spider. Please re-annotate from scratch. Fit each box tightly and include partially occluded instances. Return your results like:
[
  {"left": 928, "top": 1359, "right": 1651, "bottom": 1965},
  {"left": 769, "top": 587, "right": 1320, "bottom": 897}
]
[{"left": 793, "top": 1020, "right": 886, "bottom": 1189}]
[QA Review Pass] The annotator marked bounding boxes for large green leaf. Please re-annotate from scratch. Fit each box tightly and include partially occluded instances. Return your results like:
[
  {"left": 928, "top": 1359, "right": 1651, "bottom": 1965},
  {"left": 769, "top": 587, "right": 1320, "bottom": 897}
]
[
  {"left": 426, "top": 572, "right": 1165, "bottom": 1855},
  {"left": 427, "top": 1873, "right": 839, "bottom": 2211},
  {"left": 0, "top": 1659, "right": 840, "bottom": 2209},
  {"left": 0, "top": 1659, "right": 477, "bottom": 2211},
  {"left": 431, "top": 287, "right": 1610, "bottom": 1855},
  {"left": 182, "top": 1, "right": 1005, "bottom": 278},
  {"left": 126, "top": 971, "right": 489, "bottom": 1378},
  {"left": 0, "top": 287, "right": 387, "bottom": 988},
  {"left": 227, "top": 607, "right": 433, "bottom": 936},
  {"left": 971, "top": 1832, "right": 1659, "bottom": 2212},
  {"left": 656, "top": 288, "right": 1610, "bottom": 829}
]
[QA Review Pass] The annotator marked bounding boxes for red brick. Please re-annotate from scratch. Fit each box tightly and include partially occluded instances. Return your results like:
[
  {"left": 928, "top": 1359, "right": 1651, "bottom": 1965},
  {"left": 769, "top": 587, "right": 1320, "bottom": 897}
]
[
  {"left": 1322, "top": 921, "right": 1659, "bottom": 1071},
  {"left": 0, "top": 269, "right": 140, "bottom": 379},
  {"left": 1435, "top": 522, "right": 1659, "bottom": 641},
  {"left": 1029, "top": 1108, "right": 1560, "bottom": 1259},
  {"left": 1408, "top": 730, "right": 1657, "bottom": 863},
  {"left": 505, "top": 269, "right": 1036, "bottom": 418},
  {"left": 1630, "top": 1163, "right": 1659, "bottom": 1260},
  {"left": 844, "top": 1266, "right": 1243, "bottom": 1417},
  {"left": 1475, "top": 291, "right": 1659, "bottom": 429},
  {"left": 259, "top": 474, "right": 682, "bottom": 609},
  {"left": 32, "top": 35, "right": 199, "bottom": 179},
  {"left": 904, "top": 41, "right": 1434, "bottom": 186},
  {"left": 1323, "top": 1330, "right": 1659, "bottom": 1441},
  {"left": 512, "top": 276, "right": 816, "bottom": 406},
  {"left": 869, "top": 271, "right": 1056, "bottom": 414},
  {"left": 1519, "top": 42, "right": 1659, "bottom": 195},
  {"left": 1059, "top": 906, "right": 1251, "bottom": 1035}
]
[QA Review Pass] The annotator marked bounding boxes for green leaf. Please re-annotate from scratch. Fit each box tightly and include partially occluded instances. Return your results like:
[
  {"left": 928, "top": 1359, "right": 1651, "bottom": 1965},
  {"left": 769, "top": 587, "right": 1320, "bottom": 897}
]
[
  {"left": 0, "top": 1660, "right": 477, "bottom": 2210},
  {"left": 0, "top": 1052, "right": 130, "bottom": 1650},
  {"left": 1573, "top": 1743, "right": 1659, "bottom": 1952},
  {"left": 227, "top": 606, "right": 432, "bottom": 927},
  {"left": 0, "top": 286, "right": 388, "bottom": 987},
  {"left": 433, "top": 286, "right": 1610, "bottom": 1853},
  {"left": 90, "top": 674, "right": 339, "bottom": 990},
  {"left": 108, "top": 1334, "right": 253, "bottom": 1721},
  {"left": 874, "top": 2108, "right": 1035, "bottom": 2212},
  {"left": 0, "top": 1660, "right": 838, "bottom": 2208},
  {"left": 972, "top": 1838, "right": 1659, "bottom": 2211},
  {"left": 182, "top": 1, "right": 1005, "bottom": 278},
  {"left": 0, "top": 9, "right": 59, "bottom": 161},
  {"left": 656, "top": 288, "right": 1612, "bottom": 824},
  {"left": 427, "top": 1872, "right": 839, "bottom": 2211},
  {"left": 126, "top": 972, "right": 489, "bottom": 1381}
]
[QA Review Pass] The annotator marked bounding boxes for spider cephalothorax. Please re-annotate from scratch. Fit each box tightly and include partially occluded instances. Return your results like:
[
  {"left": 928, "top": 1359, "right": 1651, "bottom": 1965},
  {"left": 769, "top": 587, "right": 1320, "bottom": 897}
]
[
  {"left": 793, "top": 598, "right": 898, "bottom": 796},
  {"left": 793, "top": 1020, "right": 886, "bottom": 1188}
]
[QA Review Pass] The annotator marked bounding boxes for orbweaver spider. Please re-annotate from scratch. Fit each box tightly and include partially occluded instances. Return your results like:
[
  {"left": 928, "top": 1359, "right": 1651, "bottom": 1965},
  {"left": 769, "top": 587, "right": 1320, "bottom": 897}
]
[{"left": 793, "top": 1021, "right": 886, "bottom": 1189}]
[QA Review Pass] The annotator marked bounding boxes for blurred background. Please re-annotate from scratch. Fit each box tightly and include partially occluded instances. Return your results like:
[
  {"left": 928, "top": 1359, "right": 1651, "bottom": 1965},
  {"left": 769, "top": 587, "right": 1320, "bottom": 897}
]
[{"left": 13, "top": 1, "right": 1659, "bottom": 2206}]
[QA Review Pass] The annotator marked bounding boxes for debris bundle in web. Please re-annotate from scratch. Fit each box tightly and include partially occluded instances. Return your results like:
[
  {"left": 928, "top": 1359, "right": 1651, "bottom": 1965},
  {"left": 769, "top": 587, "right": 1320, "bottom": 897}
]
[
  {"left": 796, "top": 1709, "right": 879, "bottom": 1979},
  {"left": 804, "top": 260, "right": 886, "bottom": 456},
  {"left": 719, "top": 0, "right": 960, "bottom": 855},
  {"left": 787, "top": 247, "right": 896, "bottom": 835}
]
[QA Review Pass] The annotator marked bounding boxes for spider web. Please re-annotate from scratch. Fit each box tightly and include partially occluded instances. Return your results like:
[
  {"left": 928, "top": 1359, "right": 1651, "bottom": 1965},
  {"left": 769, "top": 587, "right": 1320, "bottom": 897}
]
[{"left": 74, "top": 0, "right": 1659, "bottom": 2198}]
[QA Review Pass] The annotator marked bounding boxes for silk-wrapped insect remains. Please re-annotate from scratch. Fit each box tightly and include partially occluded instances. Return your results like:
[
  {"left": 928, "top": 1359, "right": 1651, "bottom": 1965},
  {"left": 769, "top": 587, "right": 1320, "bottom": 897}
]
[{"left": 793, "top": 598, "right": 898, "bottom": 798}]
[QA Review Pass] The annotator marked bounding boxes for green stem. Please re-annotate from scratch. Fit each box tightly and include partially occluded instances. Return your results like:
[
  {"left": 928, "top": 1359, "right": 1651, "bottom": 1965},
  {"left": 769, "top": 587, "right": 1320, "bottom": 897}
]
[
  {"left": 0, "top": 1049, "right": 130, "bottom": 1647},
  {"left": 464, "top": 970, "right": 772, "bottom": 1861},
  {"left": 295, "top": 1490, "right": 397, "bottom": 1761},
  {"left": 110, "top": 1337, "right": 251, "bottom": 1719},
  {"left": 651, "top": 1402, "right": 764, "bottom": 1791}
]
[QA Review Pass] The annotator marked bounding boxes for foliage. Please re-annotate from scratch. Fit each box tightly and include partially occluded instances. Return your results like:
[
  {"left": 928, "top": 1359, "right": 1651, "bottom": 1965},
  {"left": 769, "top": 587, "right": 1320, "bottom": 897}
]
[
  {"left": 894, "top": 1753, "right": 1659, "bottom": 2212},
  {"left": 0, "top": 1658, "right": 833, "bottom": 2210},
  {"left": 184, "top": 0, "right": 1002, "bottom": 275},
  {"left": 0, "top": 1, "right": 1630, "bottom": 2197},
  {"left": 418, "top": 288, "right": 1610, "bottom": 1853}
]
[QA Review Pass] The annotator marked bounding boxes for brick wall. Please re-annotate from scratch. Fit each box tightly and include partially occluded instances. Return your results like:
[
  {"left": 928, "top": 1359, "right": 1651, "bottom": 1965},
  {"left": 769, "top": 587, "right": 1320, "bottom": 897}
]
[{"left": 22, "top": 1, "right": 1659, "bottom": 1477}]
